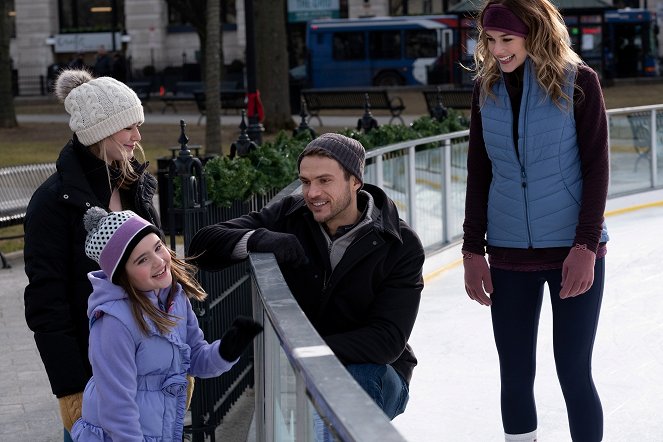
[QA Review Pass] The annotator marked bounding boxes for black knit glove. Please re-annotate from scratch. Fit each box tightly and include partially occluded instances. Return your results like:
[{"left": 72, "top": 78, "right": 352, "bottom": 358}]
[
  {"left": 218, "top": 316, "right": 263, "bottom": 362},
  {"left": 247, "top": 228, "right": 309, "bottom": 267}
]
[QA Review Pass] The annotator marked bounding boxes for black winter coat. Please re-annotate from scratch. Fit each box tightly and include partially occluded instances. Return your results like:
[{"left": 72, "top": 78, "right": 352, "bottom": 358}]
[
  {"left": 189, "top": 184, "right": 424, "bottom": 383},
  {"left": 23, "top": 139, "right": 160, "bottom": 398}
]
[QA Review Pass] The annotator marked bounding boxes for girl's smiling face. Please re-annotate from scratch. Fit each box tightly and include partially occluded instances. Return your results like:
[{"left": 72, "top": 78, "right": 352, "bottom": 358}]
[
  {"left": 124, "top": 233, "right": 172, "bottom": 293},
  {"left": 485, "top": 30, "right": 528, "bottom": 72}
]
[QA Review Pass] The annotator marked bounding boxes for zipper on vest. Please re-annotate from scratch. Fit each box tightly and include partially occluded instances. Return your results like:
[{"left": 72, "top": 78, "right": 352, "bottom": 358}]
[{"left": 520, "top": 165, "right": 533, "bottom": 247}]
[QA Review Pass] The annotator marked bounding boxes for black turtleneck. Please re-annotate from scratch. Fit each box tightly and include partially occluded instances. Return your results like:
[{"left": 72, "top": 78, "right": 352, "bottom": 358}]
[{"left": 504, "top": 64, "right": 525, "bottom": 158}]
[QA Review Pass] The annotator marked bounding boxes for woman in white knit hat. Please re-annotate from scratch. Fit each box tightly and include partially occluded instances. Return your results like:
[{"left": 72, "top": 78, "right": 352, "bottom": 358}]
[{"left": 23, "top": 69, "right": 161, "bottom": 442}]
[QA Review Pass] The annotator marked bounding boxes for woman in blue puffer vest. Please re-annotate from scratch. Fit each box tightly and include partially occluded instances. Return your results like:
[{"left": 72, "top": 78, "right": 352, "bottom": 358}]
[
  {"left": 71, "top": 207, "right": 262, "bottom": 441},
  {"left": 462, "top": 1, "right": 609, "bottom": 441}
]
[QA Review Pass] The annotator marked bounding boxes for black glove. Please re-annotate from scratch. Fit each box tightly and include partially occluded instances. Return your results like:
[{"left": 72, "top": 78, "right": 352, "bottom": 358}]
[
  {"left": 218, "top": 316, "right": 263, "bottom": 361},
  {"left": 247, "top": 228, "right": 309, "bottom": 267}
]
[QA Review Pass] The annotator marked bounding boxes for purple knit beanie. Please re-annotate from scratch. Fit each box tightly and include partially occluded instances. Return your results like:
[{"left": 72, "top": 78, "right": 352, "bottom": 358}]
[
  {"left": 297, "top": 133, "right": 366, "bottom": 184},
  {"left": 482, "top": 3, "right": 529, "bottom": 38},
  {"left": 84, "top": 207, "right": 160, "bottom": 283}
]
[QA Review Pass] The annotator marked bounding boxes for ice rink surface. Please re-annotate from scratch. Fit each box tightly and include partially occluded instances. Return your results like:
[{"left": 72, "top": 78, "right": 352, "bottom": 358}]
[{"left": 393, "top": 195, "right": 663, "bottom": 442}]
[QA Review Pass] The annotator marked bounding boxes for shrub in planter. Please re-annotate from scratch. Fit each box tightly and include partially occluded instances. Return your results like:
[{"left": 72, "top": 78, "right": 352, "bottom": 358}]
[
  {"left": 202, "top": 113, "right": 468, "bottom": 207},
  {"left": 204, "top": 130, "right": 313, "bottom": 207}
]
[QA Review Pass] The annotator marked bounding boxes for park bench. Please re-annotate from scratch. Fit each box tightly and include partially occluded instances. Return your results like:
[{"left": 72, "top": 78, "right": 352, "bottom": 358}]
[
  {"left": 127, "top": 81, "right": 153, "bottom": 113},
  {"left": 627, "top": 110, "right": 663, "bottom": 171},
  {"left": 301, "top": 88, "right": 405, "bottom": 126},
  {"left": 422, "top": 86, "right": 473, "bottom": 115},
  {"left": 0, "top": 163, "right": 56, "bottom": 269},
  {"left": 193, "top": 90, "right": 247, "bottom": 125},
  {"left": 160, "top": 81, "right": 203, "bottom": 113}
]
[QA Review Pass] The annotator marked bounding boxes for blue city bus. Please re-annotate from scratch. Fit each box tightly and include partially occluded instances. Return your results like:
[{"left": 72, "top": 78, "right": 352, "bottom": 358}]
[
  {"left": 603, "top": 9, "right": 659, "bottom": 78},
  {"left": 306, "top": 15, "right": 460, "bottom": 88}
]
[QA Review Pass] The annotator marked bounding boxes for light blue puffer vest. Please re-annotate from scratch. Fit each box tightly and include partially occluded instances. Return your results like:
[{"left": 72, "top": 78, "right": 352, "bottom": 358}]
[{"left": 481, "top": 58, "right": 607, "bottom": 248}]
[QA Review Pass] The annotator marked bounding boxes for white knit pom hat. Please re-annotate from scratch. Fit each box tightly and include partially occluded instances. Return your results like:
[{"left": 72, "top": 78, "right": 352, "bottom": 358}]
[{"left": 55, "top": 69, "right": 144, "bottom": 146}]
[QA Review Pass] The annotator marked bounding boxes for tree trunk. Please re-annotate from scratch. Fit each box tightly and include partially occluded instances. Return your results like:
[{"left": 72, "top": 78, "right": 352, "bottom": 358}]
[
  {"left": 204, "top": 0, "right": 222, "bottom": 155},
  {"left": 0, "top": 0, "right": 17, "bottom": 128},
  {"left": 255, "top": 0, "right": 294, "bottom": 132}
]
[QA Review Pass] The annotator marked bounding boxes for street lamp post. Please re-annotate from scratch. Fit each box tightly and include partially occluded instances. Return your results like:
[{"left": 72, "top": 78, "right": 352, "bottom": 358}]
[{"left": 244, "top": 0, "right": 264, "bottom": 144}]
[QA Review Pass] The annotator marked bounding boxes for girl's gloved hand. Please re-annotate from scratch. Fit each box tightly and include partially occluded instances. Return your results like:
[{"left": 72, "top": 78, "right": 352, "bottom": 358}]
[{"left": 218, "top": 316, "right": 263, "bottom": 361}]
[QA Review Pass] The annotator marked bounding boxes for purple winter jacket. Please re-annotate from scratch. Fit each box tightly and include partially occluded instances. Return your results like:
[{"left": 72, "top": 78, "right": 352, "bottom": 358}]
[{"left": 71, "top": 271, "right": 236, "bottom": 441}]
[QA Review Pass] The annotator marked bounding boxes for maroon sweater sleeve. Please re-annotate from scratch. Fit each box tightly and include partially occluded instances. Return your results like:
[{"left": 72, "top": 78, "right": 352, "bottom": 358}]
[
  {"left": 461, "top": 81, "right": 491, "bottom": 255},
  {"left": 462, "top": 66, "right": 609, "bottom": 256},
  {"left": 573, "top": 65, "right": 609, "bottom": 253}
]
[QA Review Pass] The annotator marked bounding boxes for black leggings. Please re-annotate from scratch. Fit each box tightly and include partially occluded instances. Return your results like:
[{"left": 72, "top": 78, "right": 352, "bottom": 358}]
[{"left": 490, "top": 258, "right": 605, "bottom": 442}]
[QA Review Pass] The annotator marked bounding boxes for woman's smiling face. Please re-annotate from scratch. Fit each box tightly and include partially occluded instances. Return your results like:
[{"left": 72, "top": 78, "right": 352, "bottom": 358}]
[{"left": 485, "top": 30, "right": 528, "bottom": 73}]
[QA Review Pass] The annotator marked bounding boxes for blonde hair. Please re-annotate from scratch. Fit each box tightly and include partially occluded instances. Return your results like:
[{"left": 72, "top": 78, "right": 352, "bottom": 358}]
[
  {"left": 115, "top": 246, "right": 208, "bottom": 336},
  {"left": 90, "top": 137, "right": 146, "bottom": 191},
  {"left": 473, "top": 0, "right": 583, "bottom": 108}
]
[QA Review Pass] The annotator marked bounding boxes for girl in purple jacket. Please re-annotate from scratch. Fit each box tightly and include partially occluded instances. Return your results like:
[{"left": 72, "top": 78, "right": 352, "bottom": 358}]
[{"left": 71, "top": 207, "right": 261, "bottom": 441}]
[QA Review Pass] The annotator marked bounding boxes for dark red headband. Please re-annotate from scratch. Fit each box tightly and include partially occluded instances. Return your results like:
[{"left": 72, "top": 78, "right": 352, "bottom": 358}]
[{"left": 482, "top": 3, "right": 529, "bottom": 38}]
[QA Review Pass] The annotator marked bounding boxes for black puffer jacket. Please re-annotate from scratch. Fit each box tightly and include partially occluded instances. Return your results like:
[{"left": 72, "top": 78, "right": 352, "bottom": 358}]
[
  {"left": 23, "top": 138, "right": 160, "bottom": 398},
  {"left": 189, "top": 184, "right": 424, "bottom": 384}
]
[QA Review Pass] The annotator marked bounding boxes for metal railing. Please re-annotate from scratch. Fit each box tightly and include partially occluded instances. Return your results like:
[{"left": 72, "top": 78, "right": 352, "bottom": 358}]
[{"left": 250, "top": 249, "right": 407, "bottom": 442}]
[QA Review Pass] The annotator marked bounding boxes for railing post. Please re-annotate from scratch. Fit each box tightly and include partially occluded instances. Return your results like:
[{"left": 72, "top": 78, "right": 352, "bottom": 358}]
[
  {"left": 375, "top": 155, "right": 384, "bottom": 188},
  {"left": 407, "top": 145, "right": 417, "bottom": 230},
  {"left": 650, "top": 109, "right": 658, "bottom": 187},
  {"left": 442, "top": 139, "right": 452, "bottom": 244}
]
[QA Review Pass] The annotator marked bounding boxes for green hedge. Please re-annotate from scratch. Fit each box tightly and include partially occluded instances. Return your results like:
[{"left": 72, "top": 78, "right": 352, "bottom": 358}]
[{"left": 204, "top": 112, "right": 468, "bottom": 207}]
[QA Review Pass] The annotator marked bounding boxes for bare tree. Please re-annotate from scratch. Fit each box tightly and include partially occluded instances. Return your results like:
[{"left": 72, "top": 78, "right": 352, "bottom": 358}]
[
  {"left": 165, "top": 0, "right": 225, "bottom": 153},
  {"left": 204, "top": 0, "right": 222, "bottom": 154},
  {"left": 0, "top": 0, "right": 17, "bottom": 128},
  {"left": 254, "top": 0, "right": 293, "bottom": 132}
]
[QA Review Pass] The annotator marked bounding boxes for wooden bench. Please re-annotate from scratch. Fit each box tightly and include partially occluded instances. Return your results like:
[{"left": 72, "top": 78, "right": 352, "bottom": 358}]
[
  {"left": 301, "top": 88, "right": 405, "bottom": 126},
  {"left": 127, "top": 81, "right": 153, "bottom": 113},
  {"left": 627, "top": 110, "right": 663, "bottom": 171},
  {"left": 193, "top": 90, "right": 247, "bottom": 125},
  {"left": 422, "top": 87, "right": 474, "bottom": 115},
  {"left": 160, "top": 81, "right": 203, "bottom": 113},
  {"left": 0, "top": 163, "right": 56, "bottom": 268}
]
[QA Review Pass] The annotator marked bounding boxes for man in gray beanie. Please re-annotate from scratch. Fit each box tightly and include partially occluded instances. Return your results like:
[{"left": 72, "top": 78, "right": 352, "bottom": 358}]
[{"left": 188, "top": 133, "right": 424, "bottom": 424}]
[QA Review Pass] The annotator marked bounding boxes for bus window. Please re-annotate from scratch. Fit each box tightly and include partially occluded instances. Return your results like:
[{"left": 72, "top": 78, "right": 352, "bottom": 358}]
[
  {"left": 369, "top": 30, "right": 401, "bottom": 59},
  {"left": 405, "top": 29, "right": 438, "bottom": 58},
  {"left": 333, "top": 32, "right": 365, "bottom": 60}
]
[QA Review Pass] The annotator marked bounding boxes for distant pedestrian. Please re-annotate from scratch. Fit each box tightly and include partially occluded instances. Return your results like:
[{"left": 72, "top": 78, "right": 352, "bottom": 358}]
[
  {"left": 93, "top": 45, "right": 112, "bottom": 77},
  {"left": 68, "top": 53, "right": 87, "bottom": 70},
  {"left": 69, "top": 207, "right": 262, "bottom": 440},
  {"left": 111, "top": 52, "right": 127, "bottom": 83},
  {"left": 462, "top": 1, "right": 609, "bottom": 441}
]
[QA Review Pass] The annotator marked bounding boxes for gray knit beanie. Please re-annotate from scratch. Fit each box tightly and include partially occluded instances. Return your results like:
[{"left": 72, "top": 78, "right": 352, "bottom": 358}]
[
  {"left": 297, "top": 133, "right": 366, "bottom": 184},
  {"left": 54, "top": 69, "right": 144, "bottom": 146}
]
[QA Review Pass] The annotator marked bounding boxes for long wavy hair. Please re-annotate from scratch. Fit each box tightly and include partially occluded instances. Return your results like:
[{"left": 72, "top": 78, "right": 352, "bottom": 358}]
[
  {"left": 473, "top": 0, "right": 583, "bottom": 109},
  {"left": 115, "top": 246, "right": 208, "bottom": 336}
]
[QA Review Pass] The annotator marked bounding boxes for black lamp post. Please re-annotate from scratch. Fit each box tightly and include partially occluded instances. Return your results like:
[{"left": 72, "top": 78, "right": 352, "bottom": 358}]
[
  {"left": 244, "top": 0, "right": 264, "bottom": 144},
  {"left": 111, "top": 0, "right": 118, "bottom": 52}
]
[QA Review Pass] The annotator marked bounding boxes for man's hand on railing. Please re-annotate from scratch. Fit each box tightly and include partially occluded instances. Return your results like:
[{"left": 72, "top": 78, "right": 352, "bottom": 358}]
[{"left": 247, "top": 228, "right": 309, "bottom": 267}]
